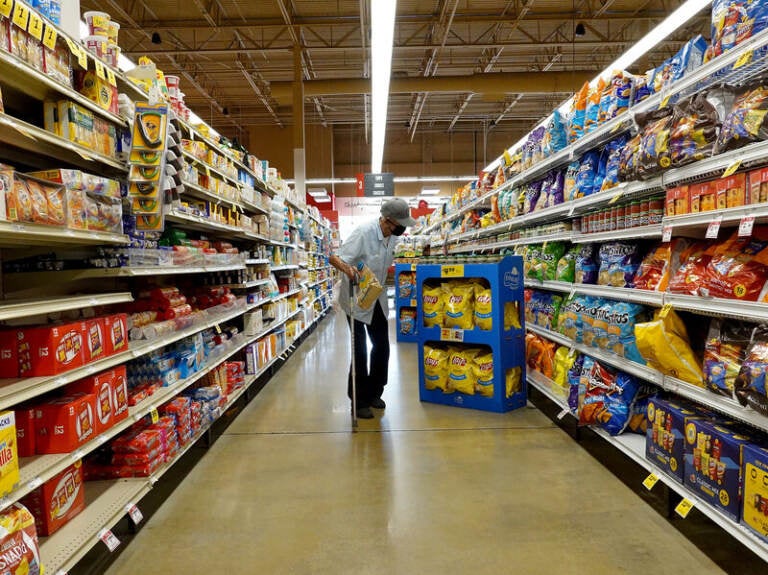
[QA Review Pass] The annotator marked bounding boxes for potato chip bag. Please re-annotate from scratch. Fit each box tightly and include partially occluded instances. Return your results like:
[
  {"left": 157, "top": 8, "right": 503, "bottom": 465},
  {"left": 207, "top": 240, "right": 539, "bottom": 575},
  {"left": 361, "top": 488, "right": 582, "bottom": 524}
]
[
  {"left": 634, "top": 239, "right": 692, "bottom": 291},
  {"left": 605, "top": 301, "right": 648, "bottom": 364},
  {"left": 556, "top": 245, "right": 580, "bottom": 283},
  {"left": 575, "top": 244, "right": 599, "bottom": 285},
  {"left": 598, "top": 242, "right": 643, "bottom": 288},
  {"left": 448, "top": 347, "right": 480, "bottom": 395},
  {"left": 668, "top": 242, "right": 713, "bottom": 295},
  {"left": 504, "top": 301, "right": 521, "bottom": 330},
  {"left": 568, "top": 82, "right": 590, "bottom": 142},
  {"left": 585, "top": 77, "right": 606, "bottom": 134},
  {"left": 400, "top": 308, "right": 416, "bottom": 335},
  {"left": 578, "top": 357, "right": 640, "bottom": 435},
  {"left": 398, "top": 272, "right": 415, "bottom": 300},
  {"left": 706, "top": 228, "right": 768, "bottom": 301},
  {"left": 526, "top": 334, "right": 555, "bottom": 379},
  {"left": 423, "top": 345, "right": 450, "bottom": 392},
  {"left": 506, "top": 366, "right": 522, "bottom": 397},
  {"left": 444, "top": 282, "right": 475, "bottom": 330},
  {"left": 473, "top": 352, "right": 495, "bottom": 398},
  {"left": 634, "top": 308, "right": 704, "bottom": 386},
  {"left": 704, "top": 319, "right": 752, "bottom": 398},
  {"left": 553, "top": 346, "right": 576, "bottom": 393},
  {"left": 422, "top": 285, "right": 445, "bottom": 327},
  {"left": 735, "top": 326, "right": 768, "bottom": 416},
  {"left": 474, "top": 285, "right": 493, "bottom": 331}
]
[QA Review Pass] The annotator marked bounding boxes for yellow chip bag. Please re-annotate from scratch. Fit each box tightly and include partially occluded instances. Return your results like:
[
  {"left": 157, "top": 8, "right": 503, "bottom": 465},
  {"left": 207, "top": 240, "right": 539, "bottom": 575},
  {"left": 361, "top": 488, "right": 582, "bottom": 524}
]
[
  {"left": 474, "top": 285, "right": 493, "bottom": 331},
  {"left": 505, "top": 301, "right": 521, "bottom": 330},
  {"left": 473, "top": 352, "right": 495, "bottom": 397},
  {"left": 444, "top": 282, "right": 475, "bottom": 330},
  {"left": 506, "top": 367, "right": 522, "bottom": 397},
  {"left": 552, "top": 346, "right": 576, "bottom": 394},
  {"left": 634, "top": 309, "right": 704, "bottom": 386},
  {"left": 424, "top": 345, "right": 450, "bottom": 392},
  {"left": 448, "top": 347, "right": 479, "bottom": 395},
  {"left": 423, "top": 285, "right": 445, "bottom": 327}
]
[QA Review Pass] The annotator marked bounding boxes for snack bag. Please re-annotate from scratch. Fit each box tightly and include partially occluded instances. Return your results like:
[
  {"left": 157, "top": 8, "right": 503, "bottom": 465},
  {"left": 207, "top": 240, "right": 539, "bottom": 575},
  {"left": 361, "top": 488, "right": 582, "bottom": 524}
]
[
  {"left": 556, "top": 245, "right": 580, "bottom": 283},
  {"left": 637, "top": 107, "right": 675, "bottom": 177},
  {"left": 530, "top": 242, "right": 567, "bottom": 282},
  {"left": 669, "top": 91, "right": 729, "bottom": 168},
  {"left": 0, "top": 503, "right": 42, "bottom": 575},
  {"left": 398, "top": 272, "right": 415, "bottom": 300},
  {"left": 526, "top": 334, "right": 555, "bottom": 379},
  {"left": 584, "top": 78, "right": 605, "bottom": 134},
  {"left": 633, "top": 239, "right": 692, "bottom": 292},
  {"left": 626, "top": 386, "right": 654, "bottom": 435},
  {"left": 400, "top": 308, "right": 416, "bottom": 335},
  {"left": 568, "top": 82, "right": 590, "bottom": 142},
  {"left": 564, "top": 160, "right": 581, "bottom": 202},
  {"left": 618, "top": 133, "right": 643, "bottom": 183},
  {"left": 578, "top": 357, "right": 640, "bottom": 435},
  {"left": 504, "top": 301, "right": 521, "bottom": 330},
  {"left": 523, "top": 180, "right": 543, "bottom": 214},
  {"left": 559, "top": 295, "right": 588, "bottom": 342},
  {"left": 473, "top": 284, "right": 493, "bottom": 331},
  {"left": 573, "top": 151, "right": 600, "bottom": 198},
  {"left": 605, "top": 301, "right": 648, "bottom": 364},
  {"left": 735, "top": 326, "right": 768, "bottom": 416},
  {"left": 715, "top": 84, "right": 768, "bottom": 154},
  {"left": 423, "top": 345, "right": 450, "bottom": 392},
  {"left": 575, "top": 244, "right": 599, "bottom": 285},
  {"left": 473, "top": 352, "right": 495, "bottom": 398},
  {"left": 599, "top": 136, "right": 628, "bottom": 194},
  {"left": 506, "top": 367, "right": 522, "bottom": 397},
  {"left": 598, "top": 242, "right": 642, "bottom": 288},
  {"left": 444, "top": 282, "right": 475, "bottom": 330},
  {"left": 422, "top": 285, "right": 445, "bottom": 327},
  {"left": 704, "top": 319, "right": 753, "bottom": 398},
  {"left": 552, "top": 346, "right": 577, "bottom": 394},
  {"left": 705, "top": 229, "right": 768, "bottom": 301},
  {"left": 567, "top": 354, "right": 584, "bottom": 413},
  {"left": 668, "top": 242, "right": 714, "bottom": 295},
  {"left": 448, "top": 347, "right": 480, "bottom": 395},
  {"left": 635, "top": 308, "right": 704, "bottom": 386}
]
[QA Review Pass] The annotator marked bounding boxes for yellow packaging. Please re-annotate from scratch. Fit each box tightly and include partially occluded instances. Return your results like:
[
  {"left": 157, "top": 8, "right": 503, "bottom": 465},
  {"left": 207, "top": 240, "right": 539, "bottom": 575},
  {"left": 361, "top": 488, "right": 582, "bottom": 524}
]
[
  {"left": 506, "top": 367, "right": 522, "bottom": 397},
  {"left": 355, "top": 263, "right": 383, "bottom": 311},
  {"left": 444, "top": 282, "right": 475, "bottom": 330},
  {"left": 474, "top": 285, "right": 493, "bottom": 331},
  {"left": 448, "top": 348, "right": 479, "bottom": 395},
  {"left": 634, "top": 309, "right": 704, "bottom": 386},
  {"left": 424, "top": 345, "right": 450, "bottom": 392},
  {"left": 742, "top": 444, "right": 768, "bottom": 543},
  {"left": 473, "top": 352, "right": 495, "bottom": 397},
  {"left": 504, "top": 301, "right": 521, "bottom": 330},
  {"left": 0, "top": 411, "right": 19, "bottom": 498},
  {"left": 552, "top": 347, "right": 576, "bottom": 395},
  {"left": 422, "top": 285, "right": 445, "bottom": 327}
]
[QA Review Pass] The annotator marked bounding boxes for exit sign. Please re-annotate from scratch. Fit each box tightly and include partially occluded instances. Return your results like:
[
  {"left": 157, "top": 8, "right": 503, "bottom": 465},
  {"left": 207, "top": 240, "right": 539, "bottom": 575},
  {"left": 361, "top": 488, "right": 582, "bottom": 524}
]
[{"left": 364, "top": 173, "right": 394, "bottom": 197}]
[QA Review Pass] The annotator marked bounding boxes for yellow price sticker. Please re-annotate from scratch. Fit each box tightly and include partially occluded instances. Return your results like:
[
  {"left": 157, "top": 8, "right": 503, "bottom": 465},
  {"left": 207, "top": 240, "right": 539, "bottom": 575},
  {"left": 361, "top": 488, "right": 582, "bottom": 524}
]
[
  {"left": 106, "top": 67, "right": 117, "bottom": 87},
  {"left": 410, "top": 263, "right": 417, "bottom": 272},
  {"left": 609, "top": 190, "right": 623, "bottom": 204},
  {"left": 441, "top": 264, "right": 465, "bottom": 278},
  {"left": 64, "top": 35, "right": 78, "bottom": 55},
  {"left": 675, "top": 498, "right": 695, "bottom": 518},
  {"left": 77, "top": 47, "right": 89, "bottom": 69},
  {"left": 94, "top": 59, "right": 106, "bottom": 80},
  {"left": 410, "top": 299, "right": 417, "bottom": 307},
  {"left": 11, "top": 0, "right": 28, "bottom": 29},
  {"left": 734, "top": 50, "right": 753, "bottom": 69},
  {"left": 215, "top": 324, "right": 222, "bottom": 334},
  {"left": 722, "top": 159, "right": 742, "bottom": 179},
  {"left": 0, "top": 0, "right": 13, "bottom": 19},
  {"left": 28, "top": 11, "right": 43, "bottom": 40},
  {"left": 643, "top": 473, "right": 660, "bottom": 491},
  {"left": 42, "top": 24, "right": 57, "bottom": 50},
  {"left": 660, "top": 94, "right": 671, "bottom": 108},
  {"left": 659, "top": 303, "right": 673, "bottom": 319},
  {"left": 150, "top": 408, "right": 159, "bottom": 424}
]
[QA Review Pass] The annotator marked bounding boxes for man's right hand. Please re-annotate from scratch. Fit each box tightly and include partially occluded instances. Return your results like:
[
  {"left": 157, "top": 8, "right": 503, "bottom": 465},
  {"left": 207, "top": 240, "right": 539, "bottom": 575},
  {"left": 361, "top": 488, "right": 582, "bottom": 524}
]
[{"left": 344, "top": 264, "right": 359, "bottom": 283}]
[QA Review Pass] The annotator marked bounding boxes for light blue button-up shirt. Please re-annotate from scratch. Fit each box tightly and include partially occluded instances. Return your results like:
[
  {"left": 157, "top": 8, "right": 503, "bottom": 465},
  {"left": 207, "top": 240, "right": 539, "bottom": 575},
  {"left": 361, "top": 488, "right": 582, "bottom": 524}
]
[{"left": 337, "top": 217, "right": 394, "bottom": 324}]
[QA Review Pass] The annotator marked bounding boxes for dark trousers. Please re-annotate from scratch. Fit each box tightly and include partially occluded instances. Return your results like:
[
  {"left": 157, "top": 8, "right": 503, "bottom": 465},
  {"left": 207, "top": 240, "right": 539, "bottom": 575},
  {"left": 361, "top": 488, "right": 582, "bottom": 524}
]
[{"left": 347, "top": 301, "right": 390, "bottom": 408}]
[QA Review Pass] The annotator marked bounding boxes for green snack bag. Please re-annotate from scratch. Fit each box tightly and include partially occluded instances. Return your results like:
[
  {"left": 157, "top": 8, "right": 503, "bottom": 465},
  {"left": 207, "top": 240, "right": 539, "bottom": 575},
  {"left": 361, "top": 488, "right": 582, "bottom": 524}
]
[
  {"left": 556, "top": 245, "right": 580, "bottom": 283},
  {"left": 540, "top": 241, "right": 567, "bottom": 281}
]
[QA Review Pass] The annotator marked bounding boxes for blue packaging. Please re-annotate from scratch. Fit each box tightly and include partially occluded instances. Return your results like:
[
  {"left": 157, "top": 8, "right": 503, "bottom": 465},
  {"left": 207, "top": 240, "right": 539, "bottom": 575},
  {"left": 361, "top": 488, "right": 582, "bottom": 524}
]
[{"left": 646, "top": 398, "right": 707, "bottom": 483}]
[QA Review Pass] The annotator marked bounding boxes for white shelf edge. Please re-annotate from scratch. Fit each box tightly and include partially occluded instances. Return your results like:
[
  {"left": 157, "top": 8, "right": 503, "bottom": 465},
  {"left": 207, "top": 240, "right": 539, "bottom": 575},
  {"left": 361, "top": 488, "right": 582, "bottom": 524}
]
[
  {"left": 76, "top": 264, "right": 246, "bottom": 278},
  {"left": 0, "top": 293, "right": 133, "bottom": 321}
]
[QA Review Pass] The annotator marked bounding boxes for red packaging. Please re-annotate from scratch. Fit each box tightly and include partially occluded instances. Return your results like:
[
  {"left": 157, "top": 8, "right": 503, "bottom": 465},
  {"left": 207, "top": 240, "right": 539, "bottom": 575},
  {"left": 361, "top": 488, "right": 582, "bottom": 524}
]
[
  {"left": 111, "top": 366, "right": 129, "bottom": 423},
  {"left": 103, "top": 313, "right": 128, "bottom": 355},
  {"left": 693, "top": 181, "right": 716, "bottom": 213},
  {"left": 21, "top": 461, "right": 85, "bottom": 536},
  {"left": 18, "top": 322, "right": 86, "bottom": 377},
  {"left": 0, "top": 329, "right": 20, "bottom": 378},
  {"left": 713, "top": 173, "right": 747, "bottom": 209},
  {"left": 15, "top": 406, "right": 35, "bottom": 458},
  {"left": 84, "top": 317, "right": 106, "bottom": 363},
  {"left": 666, "top": 187, "right": 678, "bottom": 216},
  {"left": 68, "top": 372, "right": 114, "bottom": 435},
  {"left": 35, "top": 394, "right": 96, "bottom": 454},
  {"left": 749, "top": 167, "right": 768, "bottom": 205},
  {"left": 0, "top": 503, "right": 43, "bottom": 574}
]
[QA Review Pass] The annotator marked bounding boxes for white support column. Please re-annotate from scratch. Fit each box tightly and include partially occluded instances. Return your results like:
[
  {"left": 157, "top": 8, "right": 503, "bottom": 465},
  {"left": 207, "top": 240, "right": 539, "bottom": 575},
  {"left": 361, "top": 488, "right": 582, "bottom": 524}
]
[{"left": 60, "top": 0, "right": 82, "bottom": 39}]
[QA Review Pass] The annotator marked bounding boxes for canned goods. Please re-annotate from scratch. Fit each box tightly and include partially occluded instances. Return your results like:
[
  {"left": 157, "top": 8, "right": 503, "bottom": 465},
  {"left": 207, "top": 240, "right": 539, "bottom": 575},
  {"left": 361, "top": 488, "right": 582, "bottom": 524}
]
[
  {"left": 639, "top": 199, "right": 650, "bottom": 227},
  {"left": 608, "top": 206, "right": 617, "bottom": 232},
  {"left": 629, "top": 201, "right": 641, "bottom": 228},
  {"left": 649, "top": 197, "right": 664, "bottom": 224},
  {"left": 616, "top": 205, "right": 626, "bottom": 230}
]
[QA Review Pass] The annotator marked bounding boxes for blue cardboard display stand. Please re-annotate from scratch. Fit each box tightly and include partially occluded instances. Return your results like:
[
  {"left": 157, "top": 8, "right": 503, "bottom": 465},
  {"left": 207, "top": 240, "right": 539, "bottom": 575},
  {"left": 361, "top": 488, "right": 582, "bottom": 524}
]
[
  {"left": 415, "top": 256, "right": 527, "bottom": 413},
  {"left": 394, "top": 262, "right": 419, "bottom": 343}
]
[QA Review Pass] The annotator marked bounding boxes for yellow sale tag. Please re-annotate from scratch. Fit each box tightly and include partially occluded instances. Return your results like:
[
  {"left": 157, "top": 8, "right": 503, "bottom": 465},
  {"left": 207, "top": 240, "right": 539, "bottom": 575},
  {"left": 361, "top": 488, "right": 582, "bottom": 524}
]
[
  {"left": 28, "top": 11, "right": 43, "bottom": 40},
  {"left": 675, "top": 498, "right": 695, "bottom": 518},
  {"left": 643, "top": 473, "right": 659, "bottom": 491},
  {"left": 609, "top": 190, "right": 623, "bottom": 204},
  {"left": 11, "top": 1, "right": 28, "bottom": 29},
  {"left": 150, "top": 408, "right": 159, "bottom": 424},
  {"left": 441, "top": 264, "right": 464, "bottom": 278},
  {"left": 410, "top": 263, "right": 417, "bottom": 272},
  {"left": 0, "top": 0, "right": 13, "bottom": 19},
  {"left": 734, "top": 50, "right": 753, "bottom": 69},
  {"left": 722, "top": 159, "right": 742, "bottom": 179},
  {"left": 64, "top": 36, "right": 78, "bottom": 55},
  {"left": 660, "top": 94, "right": 671, "bottom": 108},
  {"left": 42, "top": 24, "right": 57, "bottom": 50},
  {"left": 106, "top": 67, "right": 117, "bottom": 86},
  {"left": 659, "top": 303, "right": 673, "bottom": 319},
  {"left": 78, "top": 47, "right": 89, "bottom": 69},
  {"left": 94, "top": 59, "right": 106, "bottom": 80},
  {"left": 215, "top": 324, "right": 222, "bottom": 334}
]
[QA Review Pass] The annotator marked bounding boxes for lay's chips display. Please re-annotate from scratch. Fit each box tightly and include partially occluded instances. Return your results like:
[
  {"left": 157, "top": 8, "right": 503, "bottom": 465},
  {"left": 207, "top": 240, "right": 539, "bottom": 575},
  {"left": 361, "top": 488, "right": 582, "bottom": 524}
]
[
  {"left": 448, "top": 347, "right": 480, "bottom": 395},
  {"left": 444, "top": 282, "right": 476, "bottom": 330},
  {"left": 422, "top": 285, "right": 445, "bottom": 328},
  {"left": 473, "top": 352, "right": 495, "bottom": 397},
  {"left": 423, "top": 345, "right": 450, "bottom": 392},
  {"left": 474, "top": 284, "right": 493, "bottom": 330}
]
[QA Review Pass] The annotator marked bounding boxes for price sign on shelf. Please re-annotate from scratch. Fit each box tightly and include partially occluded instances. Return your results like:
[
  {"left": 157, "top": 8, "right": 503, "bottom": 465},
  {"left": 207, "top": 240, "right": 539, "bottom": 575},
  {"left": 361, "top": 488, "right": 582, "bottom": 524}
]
[
  {"left": 11, "top": 1, "right": 28, "bottom": 30},
  {"left": 94, "top": 59, "right": 106, "bottom": 80},
  {"left": 722, "top": 159, "right": 742, "bottom": 179},
  {"left": 674, "top": 498, "right": 695, "bottom": 518},
  {"left": 440, "top": 328, "right": 464, "bottom": 343},
  {"left": 0, "top": 0, "right": 13, "bottom": 19},
  {"left": 106, "top": 67, "right": 117, "bottom": 87},
  {"left": 643, "top": 473, "right": 660, "bottom": 491},
  {"left": 734, "top": 50, "right": 754, "bottom": 69},
  {"left": 126, "top": 503, "right": 144, "bottom": 525},
  {"left": 410, "top": 299, "right": 417, "bottom": 307},
  {"left": 705, "top": 215, "right": 722, "bottom": 239},
  {"left": 662, "top": 225, "right": 673, "bottom": 243},
  {"left": 441, "top": 264, "right": 464, "bottom": 278},
  {"left": 150, "top": 408, "right": 159, "bottom": 424},
  {"left": 99, "top": 529, "right": 121, "bottom": 552},
  {"left": 76, "top": 46, "right": 88, "bottom": 69},
  {"left": 27, "top": 11, "right": 43, "bottom": 40},
  {"left": 739, "top": 215, "right": 755, "bottom": 237},
  {"left": 42, "top": 24, "right": 57, "bottom": 50},
  {"left": 609, "top": 190, "right": 624, "bottom": 204}
]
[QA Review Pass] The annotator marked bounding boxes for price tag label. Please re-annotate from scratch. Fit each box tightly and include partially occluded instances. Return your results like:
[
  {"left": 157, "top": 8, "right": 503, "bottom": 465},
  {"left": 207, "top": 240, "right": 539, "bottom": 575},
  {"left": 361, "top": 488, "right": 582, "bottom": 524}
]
[
  {"left": 610, "top": 121, "right": 624, "bottom": 134},
  {"left": 42, "top": 24, "right": 57, "bottom": 50},
  {"left": 722, "top": 159, "right": 742, "bottom": 179},
  {"left": 643, "top": 473, "right": 660, "bottom": 491},
  {"left": 215, "top": 324, "right": 222, "bottom": 334},
  {"left": 440, "top": 328, "right": 464, "bottom": 342},
  {"left": 150, "top": 408, "right": 159, "bottom": 424},
  {"left": 739, "top": 215, "right": 755, "bottom": 237},
  {"left": 410, "top": 263, "right": 417, "bottom": 272},
  {"left": 98, "top": 528, "right": 121, "bottom": 552},
  {"left": 410, "top": 299, "right": 417, "bottom": 307},
  {"left": 126, "top": 503, "right": 144, "bottom": 525},
  {"left": 106, "top": 67, "right": 117, "bottom": 87},
  {"left": 734, "top": 50, "right": 753, "bottom": 69},
  {"left": 675, "top": 498, "right": 695, "bottom": 518},
  {"left": 76, "top": 46, "right": 88, "bottom": 69},
  {"left": 0, "top": 0, "right": 13, "bottom": 19},
  {"left": 441, "top": 264, "right": 465, "bottom": 278},
  {"left": 28, "top": 11, "right": 43, "bottom": 40},
  {"left": 660, "top": 93, "right": 671, "bottom": 109},
  {"left": 659, "top": 303, "right": 673, "bottom": 319},
  {"left": 94, "top": 59, "right": 106, "bottom": 80},
  {"left": 64, "top": 36, "right": 77, "bottom": 55},
  {"left": 705, "top": 215, "right": 723, "bottom": 239},
  {"left": 11, "top": 1, "right": 28, "bottom": 30},
  {"left": 662, "top": 225, "right": 673, "bottom": 243},
  {"left": 556, "top": 408, "right": 569, "bottom": 420},
  {"left": 609, "top": 190, "right": 623, "bottom": 204}
]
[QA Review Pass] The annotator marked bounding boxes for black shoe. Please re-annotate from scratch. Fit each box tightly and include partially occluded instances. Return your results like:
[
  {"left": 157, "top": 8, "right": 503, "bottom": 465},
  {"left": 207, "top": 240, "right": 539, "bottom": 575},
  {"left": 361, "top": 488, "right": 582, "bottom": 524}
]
[
  {"left": 370, "top": 398, "right": 386, "bottom": 409},
  {"left": 356, "top": 407, "right": 374, "bottom": 419}
]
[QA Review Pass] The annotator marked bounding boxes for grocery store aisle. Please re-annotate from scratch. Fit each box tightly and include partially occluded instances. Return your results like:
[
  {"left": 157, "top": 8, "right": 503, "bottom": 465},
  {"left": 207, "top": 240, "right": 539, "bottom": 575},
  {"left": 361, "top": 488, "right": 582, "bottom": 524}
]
[{"left": 105, "top": 310, "right": 727, "bottom": 575}]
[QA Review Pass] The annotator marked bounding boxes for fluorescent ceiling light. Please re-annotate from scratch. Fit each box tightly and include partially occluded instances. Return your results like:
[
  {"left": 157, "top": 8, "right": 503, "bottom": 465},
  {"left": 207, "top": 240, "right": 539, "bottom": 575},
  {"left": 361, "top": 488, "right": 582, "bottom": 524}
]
[
  {"left": 371, "top": 0, "right": 397, "bottom": 174},
  {"left": 421, "top": 188, "right": 441, "bottom": 195},
  {"left": 315, "top": 196, "right": 332, "bottom": 203},
  {"left": 308, "top": 188, "right": 329, "bottom": 197}
]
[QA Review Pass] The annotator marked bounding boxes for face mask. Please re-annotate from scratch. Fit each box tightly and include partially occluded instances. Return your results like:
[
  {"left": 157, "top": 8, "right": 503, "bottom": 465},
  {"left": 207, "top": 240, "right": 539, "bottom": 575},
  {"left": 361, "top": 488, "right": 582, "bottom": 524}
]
[{"left": 391, "top": 224, "right": 406, "bottom": 236}]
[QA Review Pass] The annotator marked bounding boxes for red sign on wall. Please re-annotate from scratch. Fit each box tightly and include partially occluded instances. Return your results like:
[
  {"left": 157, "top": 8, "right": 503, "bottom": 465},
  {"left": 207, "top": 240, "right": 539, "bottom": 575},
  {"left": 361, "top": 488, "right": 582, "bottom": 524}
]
[{"left": 355, "top": 173, "right": 365, "bottom": 197}]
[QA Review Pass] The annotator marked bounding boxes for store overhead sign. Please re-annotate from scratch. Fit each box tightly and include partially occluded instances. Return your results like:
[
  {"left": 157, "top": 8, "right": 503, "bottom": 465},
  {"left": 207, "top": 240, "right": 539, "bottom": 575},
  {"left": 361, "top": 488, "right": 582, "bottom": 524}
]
[{"left": 364, "top": 173, "right": 394, "bottom": 197}]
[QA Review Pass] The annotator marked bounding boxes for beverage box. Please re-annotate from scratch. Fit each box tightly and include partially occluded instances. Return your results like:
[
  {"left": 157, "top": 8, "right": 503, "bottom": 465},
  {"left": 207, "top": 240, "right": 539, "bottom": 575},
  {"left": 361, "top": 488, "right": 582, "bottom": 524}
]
[
  {"left": 0, "top": 411, "right": 19, "bottom": 498},
  {"left": 742, "top": 443, "right": 768, "bottom": 543},
  {"left": 646, "top": 398, "right": 707, "bottom": 483},
  {"left": 684, "top": 419, "right": 752, "bottom": 521},
  {"left": 35, "top": 394, "right": 97, "bottom": 453},
  {"left": 15, "top": 406, "right": 35, "bottom": 458},
  {"left": 18, "top": 322, "right": 86, "bottom": 376},
  {"left": 21, "top": 461, "right": 85, "bottom": 536}
]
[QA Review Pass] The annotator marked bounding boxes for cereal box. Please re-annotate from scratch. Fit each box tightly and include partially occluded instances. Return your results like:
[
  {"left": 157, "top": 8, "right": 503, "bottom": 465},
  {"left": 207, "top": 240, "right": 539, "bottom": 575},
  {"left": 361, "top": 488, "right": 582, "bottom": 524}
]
[
  {"left": 22, "top": 461, "right": 85, "bottom": 536},
  {"left": 0, "top": 411, "right": 19, "bottom": 498},
  {"left": 684, "top": 420, "right": 752, "bottom": 521},
  {"left": 742, "top": 443, "right": 768, "bottom": 543},
  {"left": 18, "top": 322, "right": 86, "bottom": 376},
  {"left": 34, "top": 394, "right": 96, "bottom": 454},
  {"left": 646, "top": 398, "right": 707, "bottom": 483},
  {"left": 749, "top": 167, "right": 768, "bottom": 205}
]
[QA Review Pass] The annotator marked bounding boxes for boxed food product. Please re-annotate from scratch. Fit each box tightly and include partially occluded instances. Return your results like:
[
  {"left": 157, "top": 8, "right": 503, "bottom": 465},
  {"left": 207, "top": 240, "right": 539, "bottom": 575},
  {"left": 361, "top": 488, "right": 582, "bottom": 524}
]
[
  {"left": 58, "top": 101, "right": 95, "bottom": 150},
  {"left": 103, "top": 313, "right": 128, "bottom": 355},
  {"left": 15, "top": 406, "right": 35, "bottom": 458},
  {"left": 749, "top": 167, "right": 768, "bottom": 205},
  {"left": 35, "top": 394, "right": 97, "bottom": 453},
  {"left": 75, "top": 70, "right": 119, "bottom": 115},
  {"left": 742, "top": 443, "right": 768, "bottom": 543},
  {"left": 0, "top": 329, "right": 20, "bottom": 378},
  {"left": 0, "top": 503, "right": 42, "bottom": 575},
  {"left": 18, "top": 321, "right": 86, "bottom": 376},
  {"left": 684, "top": 420, "right": 752, "bottom": 521},
  {"left": 69, "top": 370, "right": 120, "bottom": 435},
  {"left": 84, "top": 317, "right": 106, "bottom": 363},
  {"left": 715, "top": 173, "right": 747, "bottom": 210},
  {"left": 665, "top": 185, "right": 689, "bottom": 217},
  {"left": 689, "top": 181, "right": 714, "bottom": 213},
  {"left": 0, "top": 411, "right": 19, "bottom": 497},
  {"left": 21, "top": 461, "right": 85, "bottom": 536},
  {"left": 646, "top": 398, "right": 706, "bottom": 482}
]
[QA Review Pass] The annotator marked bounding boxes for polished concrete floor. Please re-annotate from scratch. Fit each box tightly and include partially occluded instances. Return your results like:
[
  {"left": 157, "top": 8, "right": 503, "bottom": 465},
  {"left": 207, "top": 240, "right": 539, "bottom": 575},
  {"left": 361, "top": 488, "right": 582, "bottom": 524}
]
[{"left": 105, "top": 311, "right": 730, "bottom": 575}]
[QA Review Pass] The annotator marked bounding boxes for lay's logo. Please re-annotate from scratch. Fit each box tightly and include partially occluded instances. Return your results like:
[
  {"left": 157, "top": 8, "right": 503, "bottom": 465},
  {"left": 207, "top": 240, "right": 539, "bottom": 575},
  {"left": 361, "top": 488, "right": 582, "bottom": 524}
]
[
  {"left": 424, "top": 295, "right": 439, "bottom": 305},
  {"left": 425, "top": 357, "right": 440, "bottom": 367},
  {"left": 451, "top": 356, "right": 467, "bottom": 367},
  {"left": 448, "top": 295, "right": 464, "bottom": 304},
  {"left": 477, "top": 295, "right": 491, "bottom": 304}
]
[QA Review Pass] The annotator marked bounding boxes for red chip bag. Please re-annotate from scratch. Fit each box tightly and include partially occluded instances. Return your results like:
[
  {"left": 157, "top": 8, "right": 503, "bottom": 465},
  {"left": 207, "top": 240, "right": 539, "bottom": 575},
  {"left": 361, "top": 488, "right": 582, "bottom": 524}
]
[
  {"left": 703, "top": 228, "right": 768, "bottom": 300},
  {"left": 668, "top": 242, "right": 714, "bottom": 295},
  {"left": 634, "top": 239, "right": 693, "bottom": 291}
]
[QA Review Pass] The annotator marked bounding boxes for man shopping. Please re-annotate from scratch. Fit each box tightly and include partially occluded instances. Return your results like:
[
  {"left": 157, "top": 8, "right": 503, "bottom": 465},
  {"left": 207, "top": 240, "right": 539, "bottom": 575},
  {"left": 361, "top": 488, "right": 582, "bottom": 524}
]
[{"left": 329, "top": 198, "right": 418, "bottom": 419}]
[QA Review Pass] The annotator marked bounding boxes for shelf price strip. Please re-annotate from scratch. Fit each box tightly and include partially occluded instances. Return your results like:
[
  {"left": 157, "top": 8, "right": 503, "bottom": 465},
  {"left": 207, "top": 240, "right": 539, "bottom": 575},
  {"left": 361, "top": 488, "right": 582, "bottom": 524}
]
[
  {"left": 739, "top": 215, "right": 756, "bottom": 238},
  {"left": 706, "top": 215, "right": 723, "bottom": 239},
  {"left": 126, "top": 503, "right": 144, "bottom": 525},
  {"left": 98, "top": 528, "right": 121, "bottom": 552},
  {"left": 643, "top": 473, "right": 660, "bottom": 491},
  {"left": 42, "top": 23, "right": 57, "bottom": 50}
]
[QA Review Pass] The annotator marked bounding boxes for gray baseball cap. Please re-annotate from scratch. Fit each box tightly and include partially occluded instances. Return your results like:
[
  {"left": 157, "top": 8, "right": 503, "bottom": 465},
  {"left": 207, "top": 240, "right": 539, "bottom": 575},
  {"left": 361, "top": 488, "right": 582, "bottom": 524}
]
[{"left": 381, "top": 198, "right": 418, "bottom": 227}]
